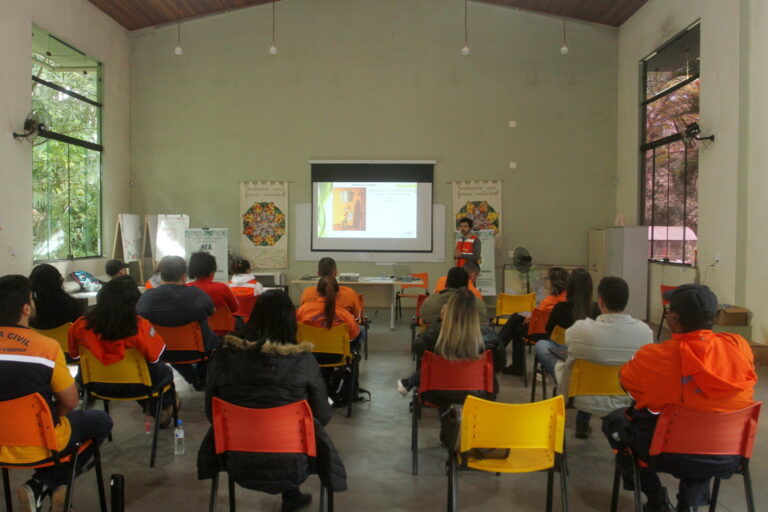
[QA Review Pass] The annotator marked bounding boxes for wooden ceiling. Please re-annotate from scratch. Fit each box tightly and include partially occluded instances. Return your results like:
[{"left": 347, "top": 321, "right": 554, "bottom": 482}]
[{"left": 89, "top": 0, "right": 648, "bottom": 31}]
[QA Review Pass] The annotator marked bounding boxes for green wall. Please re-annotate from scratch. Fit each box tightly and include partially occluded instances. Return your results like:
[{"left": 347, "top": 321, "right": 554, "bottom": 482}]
[{"left": 129, "top": 0, "right": 618, "bottom": 285}]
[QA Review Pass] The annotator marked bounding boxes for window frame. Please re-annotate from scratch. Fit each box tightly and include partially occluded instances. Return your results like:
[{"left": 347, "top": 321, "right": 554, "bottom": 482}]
[{"left": 31, "top": 29, "right": 104, "bottom": 262}]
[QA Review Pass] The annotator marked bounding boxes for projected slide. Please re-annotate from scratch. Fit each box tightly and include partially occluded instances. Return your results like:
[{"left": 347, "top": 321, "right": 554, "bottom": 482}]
[{"left": 318, "top": 182, "right": 417, "bottom": 239}]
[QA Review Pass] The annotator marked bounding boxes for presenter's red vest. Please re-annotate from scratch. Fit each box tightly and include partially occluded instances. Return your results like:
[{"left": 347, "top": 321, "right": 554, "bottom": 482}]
[{"left": 456, "top": 235, "right": 479, "bottom": 267}]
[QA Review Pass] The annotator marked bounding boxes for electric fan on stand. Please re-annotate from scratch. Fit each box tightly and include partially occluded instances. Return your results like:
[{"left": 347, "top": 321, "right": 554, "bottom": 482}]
[{"left": 511, "top": 247, "right": 533, "bottom": 293}]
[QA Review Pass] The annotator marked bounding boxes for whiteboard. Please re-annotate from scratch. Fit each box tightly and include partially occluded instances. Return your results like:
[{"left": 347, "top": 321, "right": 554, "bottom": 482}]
[{"left": 295, "top": 203, "right": 445, "bottom": 263}]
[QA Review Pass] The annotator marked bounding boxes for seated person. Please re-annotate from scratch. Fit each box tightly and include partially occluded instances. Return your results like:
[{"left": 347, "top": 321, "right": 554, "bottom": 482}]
[
  {"left": 68, "top": 276, "right": 178, "bottom": 427},
  {"left": 534, "top": 268, "right": 600, "bottom": 378},
  {"left": 104, "top": 259, "right": 129, "bottom": 280},
  {"left": 0, "top": 275, "right": 112, "bottom": 512},
  {"left": 499, "top": 266, "right": 569, "bottom": 376},
  {"left": 187, "top": 252, "right": 238, "bottom": 314},
  {"left": 137, "top": 256, "right": 218, "bottom": 390},
  {"left": 296, "top": 276, "right": 361, "bottom": 347},
  {"left": 227, "top": 257, "right": 265, "bottom": 297},
  {"left": 602, "top": 284, "right": 757, "bottom": 512},
  {"left": 552, "top": 276, "right": 651, "bottom": 439},
  {"left": 397, "top": 287, "right": 503, "bottom": 396},
  {"left": 420, "top": 267, "right": 488, "bottom": 326},
  {"left": 197, "top": 290, "right": 346, "bottom": 512},
  {"left": 144, "top": 270, "right": 161, "bottom": 290},
  {"left": 28, "top": 264, "right": 82, "bottom": 330},
  {"left": 300, "top": 257, "right": 361, "bottom": 320},
  {"left": 434, "top": 261, "right": 483, "bottom": 299}
]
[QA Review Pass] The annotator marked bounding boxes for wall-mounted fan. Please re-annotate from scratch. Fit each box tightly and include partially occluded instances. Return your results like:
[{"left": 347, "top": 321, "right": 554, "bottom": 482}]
[
  {"left": 13, "top": 109, "right": 52, "bottom": 145},
  {"left": 512, "top": 246, "right": 533, "bottom": 293}
]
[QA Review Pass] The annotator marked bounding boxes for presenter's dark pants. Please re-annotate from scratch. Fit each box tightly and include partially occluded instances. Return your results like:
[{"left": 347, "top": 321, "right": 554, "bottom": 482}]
[{"left": 602, "top": 408, "right": 741, "bottom": 508}]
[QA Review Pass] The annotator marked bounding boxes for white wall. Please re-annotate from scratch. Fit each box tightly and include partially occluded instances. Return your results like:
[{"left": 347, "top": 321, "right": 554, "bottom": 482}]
[
  {"left": 128, "top": 0, "right": 618, "bottom": 287},
  {"left": 618, "top": 0, "right": 767, "bottom": 342},
  {"left": 0, "top": 0, "right": 130, "bottom": 278}
]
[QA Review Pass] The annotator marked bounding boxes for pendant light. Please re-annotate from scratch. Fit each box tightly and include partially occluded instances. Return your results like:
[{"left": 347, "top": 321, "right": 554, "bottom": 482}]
[
  {"left": 174, "top": 21, "right": 183, "bottom": 55},
  {"left": 269, "top": 1, "right": 278, "bottom": 55},
  {"left": 560, "top": 18, "right": 569, "bottom": 55},
  {"left": 461, "top": 0, "right": 470, "bottom": 56}
]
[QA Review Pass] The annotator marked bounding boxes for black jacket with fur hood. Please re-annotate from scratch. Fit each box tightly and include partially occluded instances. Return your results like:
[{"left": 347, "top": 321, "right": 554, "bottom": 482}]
[{"left": 197, "top": 335, "right": 347, "bottom": 493}]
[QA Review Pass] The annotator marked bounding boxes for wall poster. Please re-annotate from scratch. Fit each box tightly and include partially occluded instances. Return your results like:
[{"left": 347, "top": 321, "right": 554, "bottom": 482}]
[{"left": 239, "top": 181, "right": 288, "bottom": 268}]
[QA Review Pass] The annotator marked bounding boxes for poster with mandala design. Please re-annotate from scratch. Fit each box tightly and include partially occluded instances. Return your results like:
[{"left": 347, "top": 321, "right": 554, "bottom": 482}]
[{"left": 239, "top": 181, "right": 288, "bottom": 268}]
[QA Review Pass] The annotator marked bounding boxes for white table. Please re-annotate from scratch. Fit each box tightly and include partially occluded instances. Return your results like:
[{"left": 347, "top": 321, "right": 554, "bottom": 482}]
[{"left": 291, "top": 278, "right": 424, "bottom": 330}]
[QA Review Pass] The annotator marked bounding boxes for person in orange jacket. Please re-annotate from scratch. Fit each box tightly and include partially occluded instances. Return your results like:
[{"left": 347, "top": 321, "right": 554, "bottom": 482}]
[
  {"left": 603, "top": 284, "right": 757, "bottom": 512},
  {"left": 300, "top": 257, "right": 361, "bottom": 320},
  {"left": 434, "top": 261, "right": 483, "bottom": 299}
]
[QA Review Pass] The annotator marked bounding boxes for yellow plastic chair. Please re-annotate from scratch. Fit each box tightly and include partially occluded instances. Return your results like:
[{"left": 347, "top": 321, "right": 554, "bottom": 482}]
[
  {"left": 79, "top": 347, "right": 177, "bottom": 468},
  {"left": 447, "top": 395, "right": 568, "bottom": 511},
  {"left": 296, "top": 323, "right": 358, "bottom": 418},
  {"left": 35, "top": 322, "right": 75, "bottom": 363},
  {"left": 530, "top": 325, "right": 568, "bottom": 402},
  {"left": 494, "top": 293, "right": 535, "bottom": 326},
  {"left": 550, "top": 326, "right": 566, "bottom": 345},
  {"left": 567, "top": 360, "right": 624, "bottom": 397}
]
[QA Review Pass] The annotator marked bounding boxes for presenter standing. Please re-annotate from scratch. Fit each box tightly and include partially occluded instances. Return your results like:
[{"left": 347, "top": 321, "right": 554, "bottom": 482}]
[{"left": 454, "top": 217, "right": 481, "bottom": 268}]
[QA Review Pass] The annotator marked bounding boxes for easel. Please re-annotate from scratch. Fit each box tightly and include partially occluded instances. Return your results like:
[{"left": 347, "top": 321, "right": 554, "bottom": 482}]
[{"left": 111, "top": 213, "right": 142, "bottom": 280}]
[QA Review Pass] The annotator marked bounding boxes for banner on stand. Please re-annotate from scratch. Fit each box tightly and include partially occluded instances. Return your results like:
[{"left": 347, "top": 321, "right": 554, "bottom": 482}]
[
  {"left": 185, "top": 228, "right": 229, "bottom": 282},
  {"left": 239, "top": 181, "right": 288, "bottom": 268}
]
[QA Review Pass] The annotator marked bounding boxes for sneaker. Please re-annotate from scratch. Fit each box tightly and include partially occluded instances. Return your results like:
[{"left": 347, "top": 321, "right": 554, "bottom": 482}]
[
  {"left": 49, "top": 486, "right": 68, "bottom": 512},
  {"left": 281, "top": 492, "right": 312, "bottom": 512},
  {"left": 396, "top": 379, "right": 410, "bottom": 397},
  {"left": 644, "top": 487, "right": 674, "bottom": 512},
  {"left": 16, "top": 479, "right": 48, "bottom": 512}
]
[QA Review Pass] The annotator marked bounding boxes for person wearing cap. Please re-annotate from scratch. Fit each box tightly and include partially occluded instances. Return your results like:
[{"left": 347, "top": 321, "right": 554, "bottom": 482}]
[
  {"left": 603, "top": 284, "right": 757, "bottom": 512},
  {"left": 105, "top": 259, "right": 129, "bottom": 279}
]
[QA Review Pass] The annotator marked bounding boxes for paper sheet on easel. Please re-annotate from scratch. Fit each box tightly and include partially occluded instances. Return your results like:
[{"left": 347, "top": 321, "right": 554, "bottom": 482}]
[{"left": 116, "top": 214, "right": 141, "bottom": 262}]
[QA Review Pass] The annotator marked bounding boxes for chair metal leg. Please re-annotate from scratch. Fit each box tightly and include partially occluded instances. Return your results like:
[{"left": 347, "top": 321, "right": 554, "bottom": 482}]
[
  {"left": 656, "top": 309, "right": 666, "bottom": 341},
  {"left": 103, "top": 400, "right": 113, "bottom": 442},
  {"left": 319, "top": 484, "right": 324, "bottom": 512},
  {"left": 743, "top": 463, "right": 755, "bottom": 512},
  {"left": 559, "top": 454, "right": 569, "bottom": 512},
  {"left": 364, "top": 329, "right": 368, "bottom": 361},
  {"left": 208, "top": 473, "right": 219, "bottom": 512},
  {"left": 347, "top": 358, "right": 357, "bottom": 418},
  {"left": 228, "top": 473, "right": 236, "bottom": 512},
  {"left": 610, "top": 463, "right": 621, "bottom": 512},
  {"left": 542, "top": 370, "right": 548, "bottom": 400},
  {"left": 546, "top": 468, "right": 554, "bottom": 512},
  {"left": 327, "top": 487, "right": 334, "bottom": 512},
  {"left": 3, "top": 468, "right": 12, "bottom": 512},
  {"left": 93, "top": 445, "right": 107, "bottom": 512},
  {"left": 171, "top": 383, "right": 179, "bottom": 426},
  {"left": 64, "top": 443, "right": 81, "bottom": 512},
  {"left": 446, "top": 456, "right": 458, "bottom": 512},
  {"left": 412, "top": 395, "right": 419, "bottom": 475},
  {"left": 631, "top": 458, "right": 642, "bottom": 512},
  {"left": 530, "top": 356, "right": 538, "bottom": 402},
  {"left": 522, "top": 347, "right": 528, "bottom": 388},
  {"left": 709, "top": 477, "right": 720, "bottom": 512},
  {"left": 150, "top": 394, "right": 162, "bottom": 468}
]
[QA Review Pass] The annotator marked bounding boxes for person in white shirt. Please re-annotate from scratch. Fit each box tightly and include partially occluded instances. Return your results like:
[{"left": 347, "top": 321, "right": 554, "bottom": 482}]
[{"left": 555, "top": 276, "right": 653, "bottom": 438}]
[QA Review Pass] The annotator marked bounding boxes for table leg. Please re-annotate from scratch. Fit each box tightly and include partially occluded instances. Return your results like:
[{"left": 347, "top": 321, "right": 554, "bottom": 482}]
[{"left": 390, "top": 283, "right": 396, "bottom": 330}]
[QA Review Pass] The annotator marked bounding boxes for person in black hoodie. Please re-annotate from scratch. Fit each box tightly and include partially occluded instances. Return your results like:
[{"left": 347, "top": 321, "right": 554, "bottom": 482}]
[
  {"left": 29, "top": 264, "right": 82, "bottom": 330},
  {"left": 197, "top": 289, "right": 346, "bottom": 512}
]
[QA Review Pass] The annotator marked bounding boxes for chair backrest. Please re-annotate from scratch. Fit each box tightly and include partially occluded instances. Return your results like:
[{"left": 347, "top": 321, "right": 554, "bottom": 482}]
[
  {"left": 401, "top": 272, "right": 429, "bottom": 294},
  {"left": 211, "top": 398, "right": 316, "bottom": 457},
  {"left": 551, "top": 326, "right": 566, "bottom": 345},
  {"left": 234, "top": 294, "right": 258, "bottom": 320},
  {"left": 0, "top": 394, "right": 59, "bottom": 464},
  {"left": 152, "top": 322, "right": 205, "bottom": 363},
  {"left": 495, "top": 293, "right": 536, "bottom": 317},
  {"left": 79, "top": 347, "right": 153, "bottom": 388},
  {"left": 460, "top": 395, "right": 565, "bottom": 471},
  {"left": 296, "top": 323, "right": 351, "bottom": 365},
  {"left": 34, "top": 322, "right": 73, "bottom": 356},
  {"left": 660, "top": 284, "right": 678, "bottom": 307},
  {"left": 567, "top": 359, "right": 624, "bottom": 397},
  {"left": 208, "top": 305, "right": 236, "bottom": 334},
  {"left": 649, "top": 402, "right": 762, "bottom": 459},
  {"left": 527, "top": 308, "right": 552, "bottom": 336},
  {"left": 419, "top": 350, "right": 495, "bottom": 395}
]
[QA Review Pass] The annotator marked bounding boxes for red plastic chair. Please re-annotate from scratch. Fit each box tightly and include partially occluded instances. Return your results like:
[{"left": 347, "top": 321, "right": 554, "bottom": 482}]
[
  {"left": 0, "top": 394, "right": 107, "bottom": 512},
  {"left": 396, "top": 273, "right": 429, "bottom": 321},
  {"left": 209, "top": 306, "right": 236, "bottom": 336},
  {"left": 522, "top": 308, "right": 553, "bottom": 388},
  {"left": 209, "top": 398, "right": 333, "bottom": 512},
  {"left": 233, "top": 294, "right": 258, "bottom": 323},
  {"left": 409, "top": 294, "right": 429, "bottom": 361},
  {"left": 411, "top": 350, "right": 495, "bottom": 475},
  {"left": 656, "top": 285, "right": 679, "bottom": 341},
  {"left": 610, "top": 402, "right": 762, "bottom": 512}
]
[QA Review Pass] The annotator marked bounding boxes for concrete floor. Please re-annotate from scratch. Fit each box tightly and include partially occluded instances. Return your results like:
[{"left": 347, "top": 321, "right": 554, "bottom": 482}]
[{"left": 6, "top": 310, "right": 767, "bottom": 511}]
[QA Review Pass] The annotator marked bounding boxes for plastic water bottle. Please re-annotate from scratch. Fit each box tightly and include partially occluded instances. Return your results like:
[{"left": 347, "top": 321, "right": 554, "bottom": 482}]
[{"left": 174, "top": 419, "right": 185, "bottom": 455}]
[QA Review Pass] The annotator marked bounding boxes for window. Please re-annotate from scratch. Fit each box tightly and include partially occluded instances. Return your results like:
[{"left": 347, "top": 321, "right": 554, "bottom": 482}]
[
  {"left": 641, "top": 23, "right": 700, "bottom": 265},
  {"left": 31, "top": 26, "right": 102, "bottom": 261}
]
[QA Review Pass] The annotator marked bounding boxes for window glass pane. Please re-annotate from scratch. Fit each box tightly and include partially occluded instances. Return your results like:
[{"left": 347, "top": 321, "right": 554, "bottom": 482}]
[
  {"left": 32, "top": 26, "right": 100, "bottom": 102},
  {"left": 645, "top": 24, "right": 700, "bottom": 100},
  {"left": 645, "top": 79, "right": 699, "bottom": 143},
  {"left": 32, "top": 82, "right": 100, "bottom": 144}
]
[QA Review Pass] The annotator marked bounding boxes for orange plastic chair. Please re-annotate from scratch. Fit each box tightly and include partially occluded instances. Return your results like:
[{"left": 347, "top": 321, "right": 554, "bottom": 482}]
[
  {"left": 446, "top": 395, "right": 568, "bottom": 512},
  {"left": 209, "top": 398, "right": 334, "bottom": 512},
  {"left": 34, "top": 322, "right": 76, "bottom": 364},
  {"left": 152, "top": 322, "right": 206, "bottom": 364},
  {"left": 233, "top": 294, "right": 258, "bottom": 323},
  {"left": 409, "top": 294, "right": 429, "bottom": 361},
  {"left": 396, "top": 273, "right": 429, "bottom": 321},
  {"left": 208, "top": 306, "right": 236, "bottom": 336},
  {"left": 411, "top": 350, "right": 495, "bottom": 475},
  {"left": 521, "top": 308, "right": 552, "bottom": 388},
  {"left": 610, "top": 402, "right": 762, "bottom": 512},
  {"left": 656, "top": 285, "right": 678, "bottom": 341},
  {"left": 0, "top": 394, "right": 107, "bottom": 512},
  {"left": 79, "top": 347, "right": 178, "bottom": 468}
]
